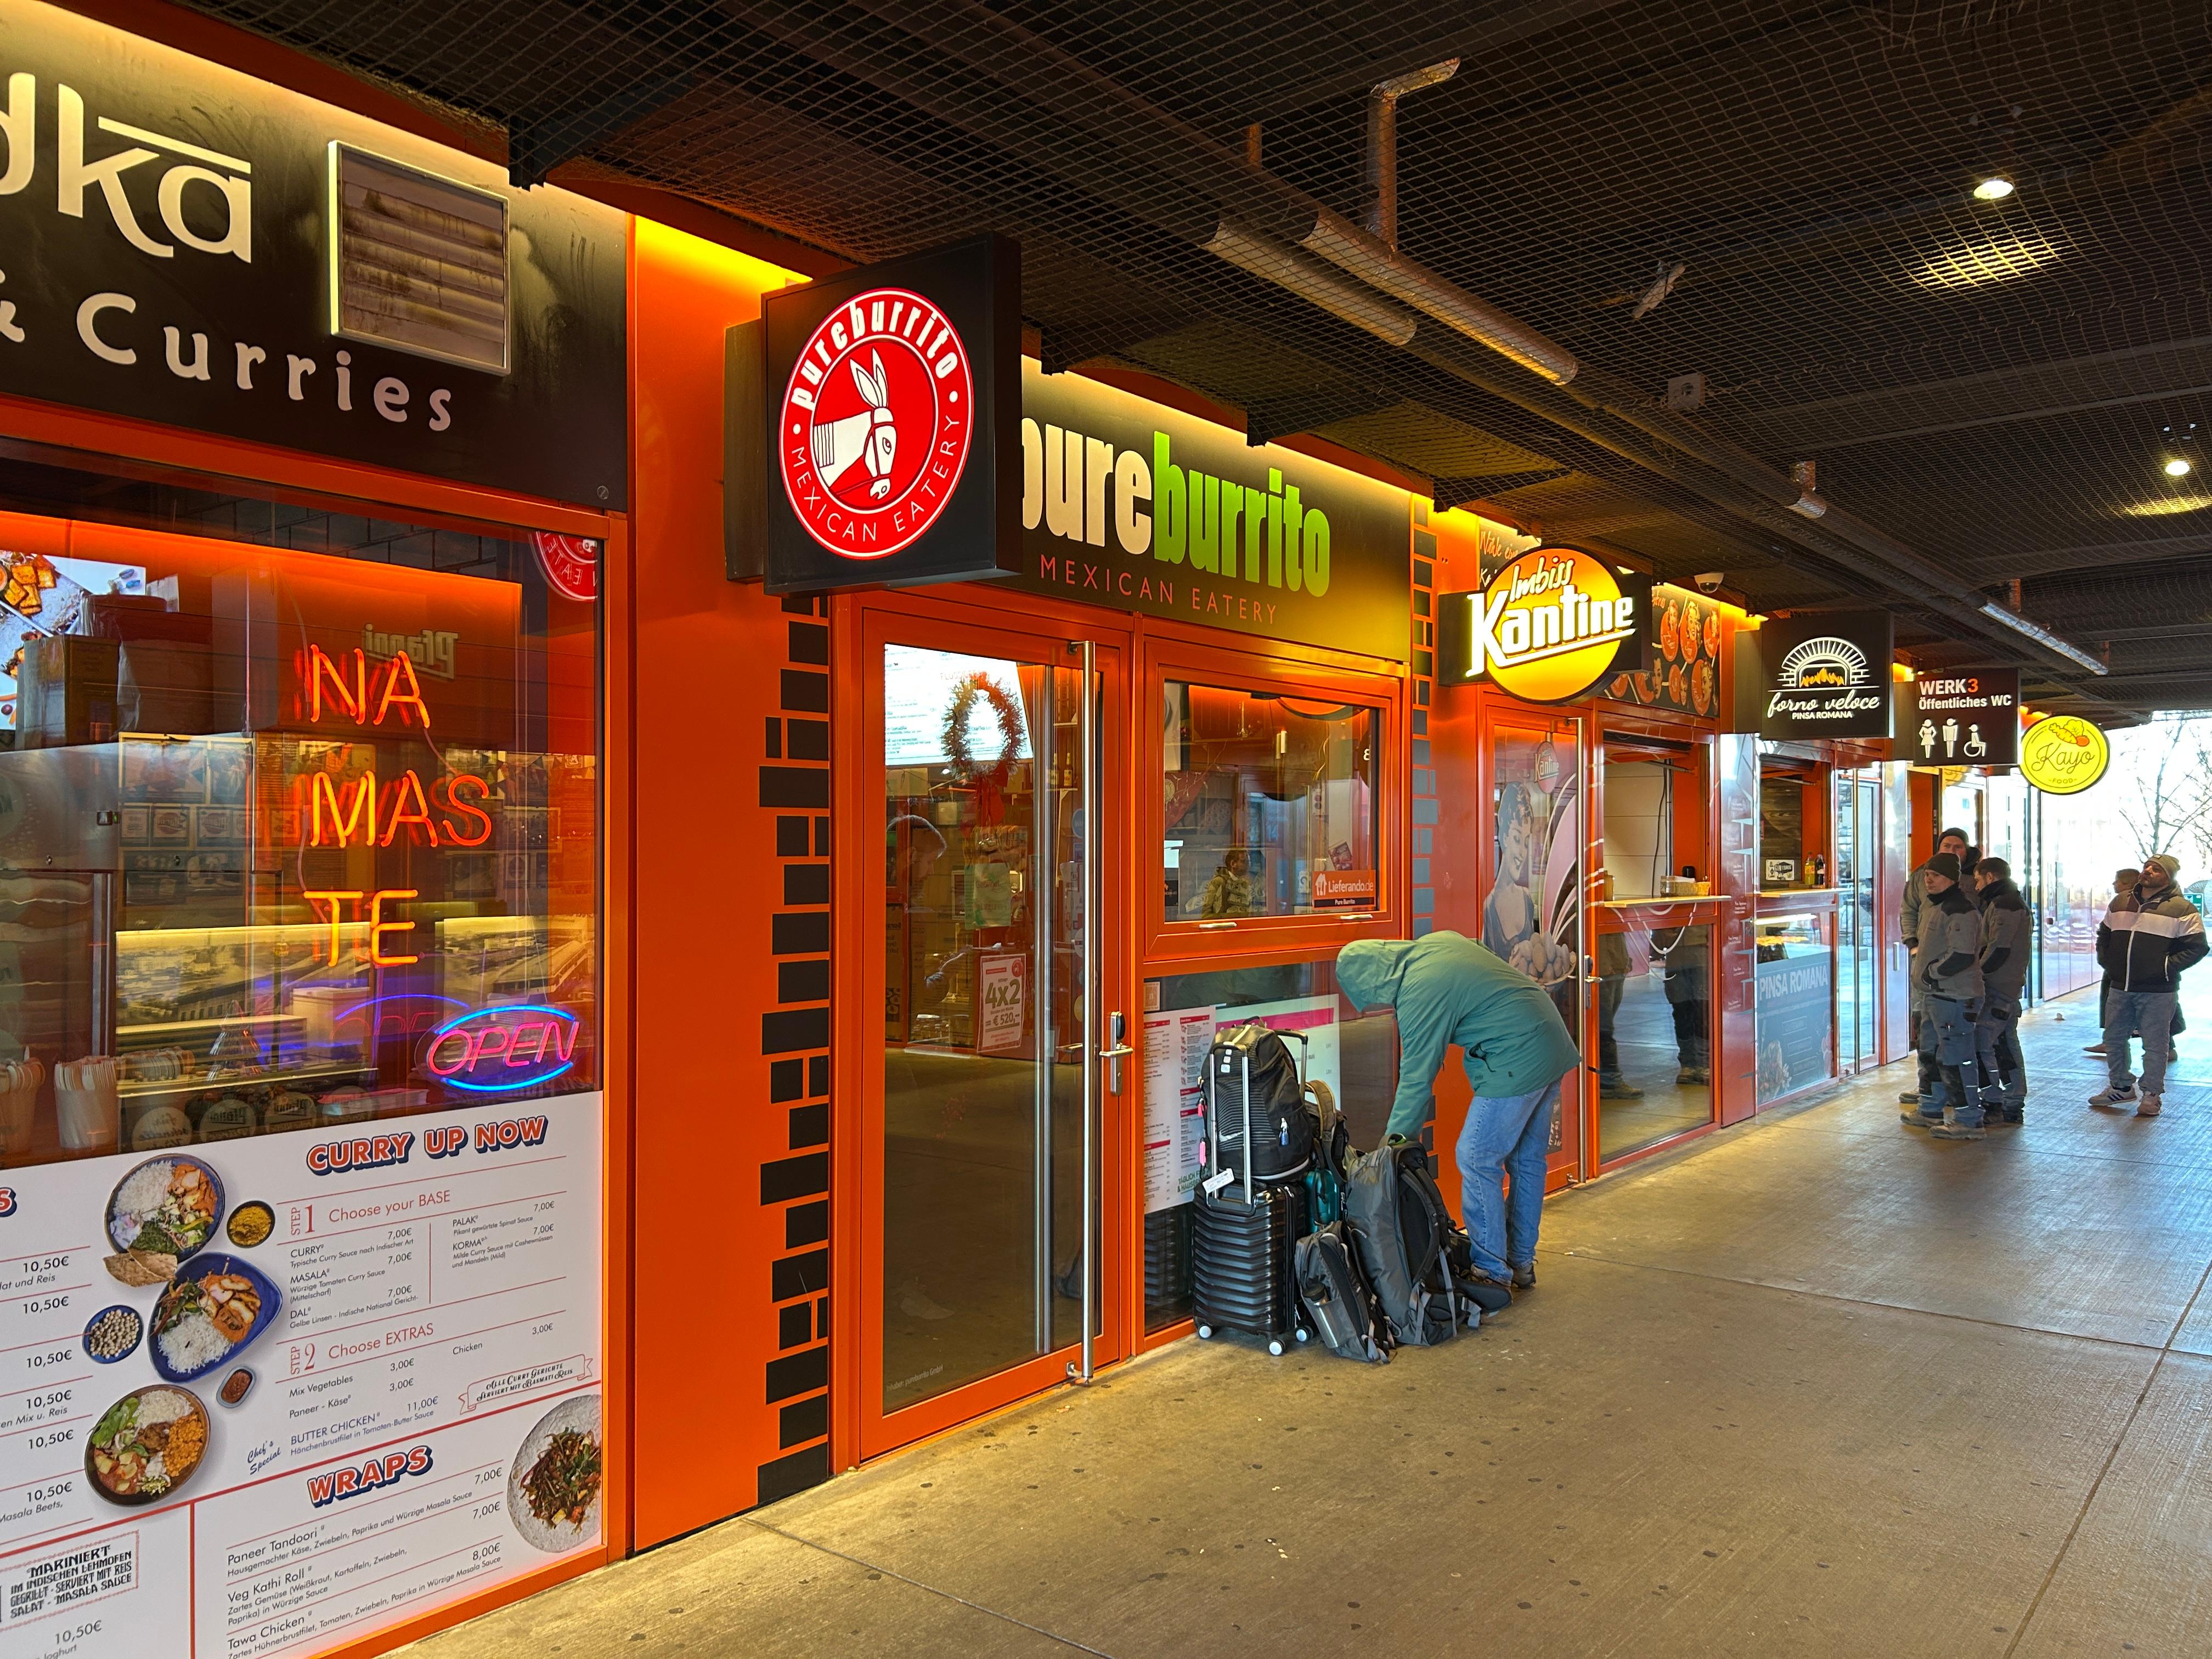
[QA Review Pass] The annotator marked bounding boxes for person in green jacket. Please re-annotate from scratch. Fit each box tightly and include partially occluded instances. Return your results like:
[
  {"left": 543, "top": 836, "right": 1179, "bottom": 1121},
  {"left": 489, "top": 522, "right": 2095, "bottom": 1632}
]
[{"left": 1338, "top": 933, "right": 1581, "bottom": 1296}]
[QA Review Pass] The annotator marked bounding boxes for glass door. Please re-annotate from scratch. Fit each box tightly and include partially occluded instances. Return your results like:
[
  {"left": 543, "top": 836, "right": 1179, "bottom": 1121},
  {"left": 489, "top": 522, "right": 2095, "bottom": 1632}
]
[
  {"left": 1835, "top": 774, "right": 1880, "bottom": 1073},
  {"left": 861, "top": 612, "right": 1127, "bottom": 1457},
  {"left": 1482, "top": 710, "right": 1587, "bottom": 1181}
]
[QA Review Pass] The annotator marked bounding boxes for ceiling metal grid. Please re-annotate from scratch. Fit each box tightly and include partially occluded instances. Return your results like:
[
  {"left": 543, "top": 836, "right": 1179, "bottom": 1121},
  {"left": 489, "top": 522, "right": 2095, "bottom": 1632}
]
[{"left": 170, "top": 0, "right": 2212, "bottom": 711}]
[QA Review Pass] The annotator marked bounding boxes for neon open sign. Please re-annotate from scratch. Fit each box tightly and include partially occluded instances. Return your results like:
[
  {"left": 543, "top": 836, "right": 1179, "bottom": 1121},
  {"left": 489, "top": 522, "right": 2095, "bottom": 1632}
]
[{"left": 421, "top": 1005, "right": 581, "bottom": 1093}]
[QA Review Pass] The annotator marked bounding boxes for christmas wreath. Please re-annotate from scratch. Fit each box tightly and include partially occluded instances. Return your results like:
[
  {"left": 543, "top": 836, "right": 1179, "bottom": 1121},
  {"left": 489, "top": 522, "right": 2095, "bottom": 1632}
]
[{"left": 944, "top": 672, "right": 1026, "bottom": 824}]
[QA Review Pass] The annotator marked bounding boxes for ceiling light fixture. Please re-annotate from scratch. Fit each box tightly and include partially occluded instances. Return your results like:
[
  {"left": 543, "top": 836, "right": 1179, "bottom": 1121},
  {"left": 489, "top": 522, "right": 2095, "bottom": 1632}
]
[
  {"left": 1971, "top": 173, "right": 2016, "bottom": 201},
  {"left": 2164, "top": 458, "right": 2193, "bottom": 478}
]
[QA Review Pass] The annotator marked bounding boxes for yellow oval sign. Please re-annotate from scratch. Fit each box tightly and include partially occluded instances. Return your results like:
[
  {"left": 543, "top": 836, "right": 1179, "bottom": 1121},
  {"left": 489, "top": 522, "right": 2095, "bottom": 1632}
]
[
  {"left": 2019, "top": 714, "right": 2109, "bottom": 795},
  {"left": 1463, "top": 549, "right": 1639, "bottom": 703}
]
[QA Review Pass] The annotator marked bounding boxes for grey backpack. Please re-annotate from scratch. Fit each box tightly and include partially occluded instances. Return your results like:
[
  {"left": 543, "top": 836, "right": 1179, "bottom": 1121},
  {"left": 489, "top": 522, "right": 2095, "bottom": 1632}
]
[{"left": 1341, "top": 1143, "right": 1462, "bottom": 1346}]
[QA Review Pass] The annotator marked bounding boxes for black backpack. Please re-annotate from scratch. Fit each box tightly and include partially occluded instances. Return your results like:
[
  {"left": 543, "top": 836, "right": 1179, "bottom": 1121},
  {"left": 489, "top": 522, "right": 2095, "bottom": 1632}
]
[
  {"left": 1295, "top": 1221, "right": 1392, "bottom": 1363},
  {"left": 1202, "top": 1023, "right": 1316, "bottom": 1184}
]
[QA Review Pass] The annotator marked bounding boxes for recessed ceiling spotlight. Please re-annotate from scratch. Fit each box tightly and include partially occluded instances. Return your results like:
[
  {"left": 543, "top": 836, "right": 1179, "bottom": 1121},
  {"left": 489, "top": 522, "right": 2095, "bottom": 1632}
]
[
  {"left": 1972, "top": 173, "right": 2016, "bottom": 201},
  {"left": 2165, "top": 458, "right": 2194, "bottom": 478}
]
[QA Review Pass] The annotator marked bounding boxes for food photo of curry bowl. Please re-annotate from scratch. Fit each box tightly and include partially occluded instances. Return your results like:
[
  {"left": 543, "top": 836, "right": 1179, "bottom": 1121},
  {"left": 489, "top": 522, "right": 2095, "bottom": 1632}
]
[
  {"left": 87, "top": 1384, "right": 211, "bottom": 1505},
  {"left": 149, "top": 1252, "right": 282, "bottom": 1383}
]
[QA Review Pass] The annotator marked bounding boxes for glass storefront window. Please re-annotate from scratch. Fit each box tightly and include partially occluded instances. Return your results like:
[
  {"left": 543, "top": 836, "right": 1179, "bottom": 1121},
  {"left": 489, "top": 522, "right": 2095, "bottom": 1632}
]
[
  {"left": 1138, "top": 958, "right": 1397, "bottom": 1331},
  {"left": 0, "top": 471, "right": 598, "bottom": 1170},
  {"left": 1595, "top": 913, "right": 1712, "bottom": 1160},
  {"left": 1161, "top": 682, "right": 1376, "bottom": 923},
  {"left": 1754, "top": 910, "right": 1835, "bottom": 1104}
]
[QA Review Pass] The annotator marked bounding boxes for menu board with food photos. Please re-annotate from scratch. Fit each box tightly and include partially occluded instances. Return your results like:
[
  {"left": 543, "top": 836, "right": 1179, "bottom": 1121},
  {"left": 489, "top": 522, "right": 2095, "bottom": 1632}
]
[
  {"left": 1605, "top": 584, "right": 1724, "bottom": 719},
  {"left": 0, "top": 1091, "right": 603, "bottom": 1659}
]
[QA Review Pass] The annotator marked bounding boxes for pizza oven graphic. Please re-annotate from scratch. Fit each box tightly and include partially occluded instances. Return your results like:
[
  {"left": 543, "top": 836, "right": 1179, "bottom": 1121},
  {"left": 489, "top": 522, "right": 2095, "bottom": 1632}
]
[{"left": 1776, "top": 635, "right": 1873, "bottom": 690}]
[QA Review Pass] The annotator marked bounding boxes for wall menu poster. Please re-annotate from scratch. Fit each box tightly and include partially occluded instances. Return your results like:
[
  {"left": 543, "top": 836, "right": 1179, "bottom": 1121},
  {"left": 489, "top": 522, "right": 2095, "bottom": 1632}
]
[
  {"left": 0, "top": 1091, "right": 603, "bottom": 1659},
  {"left": 1755, "top": 955, "right": 1834, "bottom": 1104},
  {"left": 1141, "top": 1009, "right": 1214, "bottom": 1214}
]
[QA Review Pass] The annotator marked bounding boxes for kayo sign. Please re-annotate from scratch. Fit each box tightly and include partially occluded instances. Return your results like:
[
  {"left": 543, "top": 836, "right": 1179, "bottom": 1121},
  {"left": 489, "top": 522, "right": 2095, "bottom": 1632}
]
[
  {"left": 2019, "top": 714, "right": 2110, "bottom": 795},
  {"left": 761, "top": 235, "right": 1020, "bottom": 594},
  {"left": 1436, "top": 548, "right": 1652, "bottom": 703}
]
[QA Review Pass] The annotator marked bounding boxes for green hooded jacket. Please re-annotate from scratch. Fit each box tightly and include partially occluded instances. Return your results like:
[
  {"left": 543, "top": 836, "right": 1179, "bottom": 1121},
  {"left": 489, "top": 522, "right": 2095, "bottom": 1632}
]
[{"left": 1338, "top": 932, "right": 1581, "bottom": 1141}]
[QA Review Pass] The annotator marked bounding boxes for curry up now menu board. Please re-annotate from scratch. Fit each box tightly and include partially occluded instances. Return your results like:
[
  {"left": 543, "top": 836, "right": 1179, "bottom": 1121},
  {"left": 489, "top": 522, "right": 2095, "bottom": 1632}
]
[{"left": 0, "top": 1091, "right": 602, "bottom": 1659}]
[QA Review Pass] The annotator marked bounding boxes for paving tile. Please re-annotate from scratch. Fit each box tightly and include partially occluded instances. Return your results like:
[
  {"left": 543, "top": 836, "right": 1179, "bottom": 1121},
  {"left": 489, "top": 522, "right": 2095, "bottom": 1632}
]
[
  {"left": 399, "top": 1515, "right": 1092, "bottom": 1659},
  {"left": 2014, "top": 1353, "right": 2212, "bottom": 1658},
  {"left": 763, "top": 1262, "right": 2153, "bottom": 1658}
]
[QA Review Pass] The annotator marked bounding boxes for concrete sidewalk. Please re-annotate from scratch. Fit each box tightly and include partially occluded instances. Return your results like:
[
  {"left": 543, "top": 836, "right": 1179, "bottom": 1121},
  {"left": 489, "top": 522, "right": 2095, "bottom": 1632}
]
[{"left": 410, "top": 991, "right": 2212, "bottom": 1657}]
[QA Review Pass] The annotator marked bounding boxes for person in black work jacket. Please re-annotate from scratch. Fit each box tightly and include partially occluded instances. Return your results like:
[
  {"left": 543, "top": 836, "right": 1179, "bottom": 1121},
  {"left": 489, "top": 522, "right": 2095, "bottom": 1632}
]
[
  {"left": 2091, "top": 854, "right": 2207, "bottom": 1119},
  {"left": 1901, "top": 853, "right": 1987, "bottom": 1139},
  {"left": 1900, "top": 827, "right": 1972, "bottom": 1111},
  {"left": 1973, "top": 857, "right": 2030, "bottom": 1125}
]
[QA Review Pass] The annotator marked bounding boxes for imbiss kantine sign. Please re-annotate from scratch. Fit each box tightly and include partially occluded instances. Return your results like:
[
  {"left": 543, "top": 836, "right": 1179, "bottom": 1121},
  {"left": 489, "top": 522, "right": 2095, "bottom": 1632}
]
[{"left": 0, "top": 1, "right": 627, "bottom": 507}]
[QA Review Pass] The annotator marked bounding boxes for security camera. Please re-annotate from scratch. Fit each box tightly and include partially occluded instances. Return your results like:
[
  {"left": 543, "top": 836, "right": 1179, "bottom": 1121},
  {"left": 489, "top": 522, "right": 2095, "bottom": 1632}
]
[{"left": 1694, "top": 572, "right": 1724, "bottom": 595}]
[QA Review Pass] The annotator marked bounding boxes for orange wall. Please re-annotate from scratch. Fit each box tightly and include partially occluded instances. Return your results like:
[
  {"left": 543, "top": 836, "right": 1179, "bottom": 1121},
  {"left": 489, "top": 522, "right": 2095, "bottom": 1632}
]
[{"left": 627, "top": 221, "right": 832, "bottom": 1544}]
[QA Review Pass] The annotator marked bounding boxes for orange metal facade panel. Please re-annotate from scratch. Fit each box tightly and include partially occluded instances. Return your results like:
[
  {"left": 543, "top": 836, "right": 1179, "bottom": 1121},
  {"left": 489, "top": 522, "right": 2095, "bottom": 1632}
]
[{"left": 625, "top": 219, "right": 816, "bottom": 1545}]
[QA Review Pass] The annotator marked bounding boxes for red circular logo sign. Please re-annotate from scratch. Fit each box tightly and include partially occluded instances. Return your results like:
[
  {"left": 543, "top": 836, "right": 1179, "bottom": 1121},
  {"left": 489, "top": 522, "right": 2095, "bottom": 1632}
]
[
  {"left": 778, "top": 287, "right": 974, "bottom": 560},
  {"left": 531, "top": 532, "right": 599, "bottom": 602}
]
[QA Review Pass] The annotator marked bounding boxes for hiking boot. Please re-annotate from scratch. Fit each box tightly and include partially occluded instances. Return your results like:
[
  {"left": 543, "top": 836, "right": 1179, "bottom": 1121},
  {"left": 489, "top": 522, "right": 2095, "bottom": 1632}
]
[
  {"left": 1900, "top": 1109, "right": 1942, "bottom": 1127},
  {"left": 1899, "top": 1090, "right": 1922, "bottom": 1105},
  {"left": 2089, "top": 1086, "right": 2137, "bottom": 1109},
  {"left": 1510, "top": 1263, "right": 1537, "bottom": 1291},
  {"left": 2136, "top": 1095, "right": 2163, "bottom": 1119},
  {"left": 1600, "top": 1078, "right": 1644, "bottom": 1100},
  {"left": 1930, "top": 1119, "right": 1986, "bottom": 1141},
  {"left": 2084, "top": 1043, "right": 2107, "bottom": 1056}
]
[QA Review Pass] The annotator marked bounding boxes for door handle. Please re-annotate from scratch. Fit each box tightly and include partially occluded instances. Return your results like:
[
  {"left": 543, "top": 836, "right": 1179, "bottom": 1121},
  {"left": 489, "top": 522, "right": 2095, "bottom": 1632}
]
[{"left": 1099, "top": 1011, "right": 1131, "bottom": 1094}]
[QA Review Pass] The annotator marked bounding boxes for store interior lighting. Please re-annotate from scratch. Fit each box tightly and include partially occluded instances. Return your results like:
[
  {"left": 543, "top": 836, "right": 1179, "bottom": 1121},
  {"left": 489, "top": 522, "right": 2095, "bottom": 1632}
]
[{"left": 1971, "top": 173, "right": 2016, "bottom": 201}]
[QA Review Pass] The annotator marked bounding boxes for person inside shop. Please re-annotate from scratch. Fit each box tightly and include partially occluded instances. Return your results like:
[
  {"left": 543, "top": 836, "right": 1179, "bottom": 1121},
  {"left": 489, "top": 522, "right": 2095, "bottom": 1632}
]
[
  {"left": 1336, "top": 932, "right": 1579, "bottom": 1306},
  {"left": 1899, "top": 826, "right": 1972, "bottom": 1113},
  {"left": 2091, "top": 854, "right": 2206, "bottom": 1120},
  {"left": 1201, "top": 845, "right": 1257, "bottom": 919},
  {"left": 1658, "top": 904, "right": 1711, "bottom": 1086},
  {"left": 1900, "top": 852, "right": 1987, "bottom": 1139},
  {"left": 1974, "top": 856, "right": 2030, "bottom": 1126},
  {"left": 1595, "top": 928, "right": 1640, "bottom": 1101}
]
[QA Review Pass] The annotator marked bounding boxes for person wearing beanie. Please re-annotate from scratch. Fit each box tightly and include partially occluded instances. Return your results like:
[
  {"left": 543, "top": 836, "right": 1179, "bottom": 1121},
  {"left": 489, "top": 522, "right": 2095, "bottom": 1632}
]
[
  {"left": 2092, "top": 854, "right": 2205, "bottom": 1118},
  {"left": 1973, "top": 857, "right": 2031, "bottom": 1125},
  {"left": 1900, "top": 827, "right": 1972, "bottom": 1110},
  {"left": 1901, "top": 851, "right": 1988, "bottom": 1139}
]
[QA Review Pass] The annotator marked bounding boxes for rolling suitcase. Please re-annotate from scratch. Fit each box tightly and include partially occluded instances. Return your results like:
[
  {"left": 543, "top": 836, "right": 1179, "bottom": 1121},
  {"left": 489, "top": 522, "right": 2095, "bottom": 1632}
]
[{"left": 1192, "top": 1023, "right": 1317, "bottom": 1354}]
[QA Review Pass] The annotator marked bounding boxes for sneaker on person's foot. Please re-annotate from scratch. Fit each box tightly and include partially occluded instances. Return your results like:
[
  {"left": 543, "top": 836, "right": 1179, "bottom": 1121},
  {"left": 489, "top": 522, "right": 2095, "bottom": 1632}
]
[
  {"left": 1510, "top": 1263, "right": 1536, "bottom": 1291},
  {"left": 2136, "top": 1095, "right": 2163, "bottom": 1118},
  {"left": 1931, "top": 1120, "right": 1986, "bottom": 1141},
  {"left": 2084, "top": 1043, "right": 2108, "bottom": 1055},
  {"left": 1899, "top": 1090, "right": 1922, "bottom": 1105},
  {"left": 2089, "top": 1086, "right": 2137, "bottom": 1109},
  {"left": 1600, "top": 1079, "right": 1644, "bottom": 1099}
]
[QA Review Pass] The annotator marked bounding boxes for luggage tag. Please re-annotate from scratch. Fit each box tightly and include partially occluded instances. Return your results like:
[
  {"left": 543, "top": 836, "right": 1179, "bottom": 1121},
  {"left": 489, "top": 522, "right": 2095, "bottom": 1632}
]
[{"left": 1201, "top": 1168, "right": 1235, "bottom": 1196}]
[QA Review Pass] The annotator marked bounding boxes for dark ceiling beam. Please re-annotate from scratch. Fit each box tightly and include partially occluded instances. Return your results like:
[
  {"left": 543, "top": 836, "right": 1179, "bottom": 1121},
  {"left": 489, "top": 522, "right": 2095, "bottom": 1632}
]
[
  {"left": 1038, "top": 313, "right": 1192, "bottom": 374},
  {"left": 508, "top": 74, "right": 692, "bottom": 187}
]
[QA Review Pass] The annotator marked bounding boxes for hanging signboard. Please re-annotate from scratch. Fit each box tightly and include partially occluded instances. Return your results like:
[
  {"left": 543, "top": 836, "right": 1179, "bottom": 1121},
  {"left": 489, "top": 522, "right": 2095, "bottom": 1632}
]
[
  {"left": 1435, "top": 548, "right": 1652, "bottom": 702},
  {"left": 2019, "top": 713, "right": 2110, "bottom": 794},
  {"left": 0, "top": 2, "right": 628, "bottom": 508},
  {"left": 1006, "top": 363, "right": 1413, "bottom": 661},
  {"left": 1747, "top": 611, "right": 1894, "bottom": 741},
  {"left": 1902, "top": 668, "right": 2020, "bottom": 766},
  {"left": 751, "top": 235, "right": 1022, "bottom": 595}
]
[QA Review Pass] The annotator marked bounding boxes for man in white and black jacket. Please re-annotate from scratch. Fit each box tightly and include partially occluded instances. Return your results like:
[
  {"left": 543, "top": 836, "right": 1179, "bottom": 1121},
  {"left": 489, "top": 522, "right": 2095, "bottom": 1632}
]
[
  {"left": 2091, "top": 854, "right": 2207, "bottom": 1119},
  {"left": 1901, "top": 853, "right": 1988, "bottom": 1139},
  {"left": 1974, "top": 857, "right": 2031, "bottom": 1125}
]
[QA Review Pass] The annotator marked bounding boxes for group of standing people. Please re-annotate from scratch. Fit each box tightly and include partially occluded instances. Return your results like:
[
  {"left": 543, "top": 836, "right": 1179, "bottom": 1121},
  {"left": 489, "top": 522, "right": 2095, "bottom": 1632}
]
[
  {"left": 1900, "top": 828, "right": 2205, "bottom": 1136},
  {"left": 1899, "top": 827, "right": 2030, "bottom": 1139}
]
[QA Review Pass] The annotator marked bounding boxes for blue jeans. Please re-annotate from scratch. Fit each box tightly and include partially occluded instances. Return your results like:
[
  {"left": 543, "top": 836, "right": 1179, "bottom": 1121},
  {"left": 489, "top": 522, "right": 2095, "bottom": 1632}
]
[
  {"left": 1455, "top": 1081, "right": 1558, "bottom": 1282},
  {"left": 2106, "top": 989, "right": 2177, "bottom": 1096}
]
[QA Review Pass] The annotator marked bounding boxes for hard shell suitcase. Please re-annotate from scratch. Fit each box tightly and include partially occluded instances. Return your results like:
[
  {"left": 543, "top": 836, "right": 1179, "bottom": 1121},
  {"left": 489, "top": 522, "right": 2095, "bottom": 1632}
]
[{"left": 1192, "top": 1178, "right": 1310, "bottom": 1354}]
